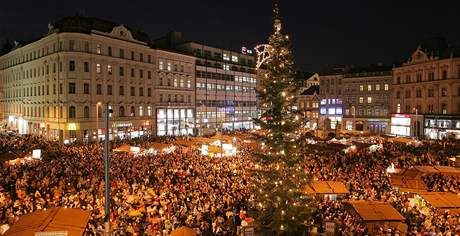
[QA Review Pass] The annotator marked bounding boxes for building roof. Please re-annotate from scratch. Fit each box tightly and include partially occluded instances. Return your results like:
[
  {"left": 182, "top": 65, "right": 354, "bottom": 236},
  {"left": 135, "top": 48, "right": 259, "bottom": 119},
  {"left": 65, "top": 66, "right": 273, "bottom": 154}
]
[
  {"left": 349, "top": 201, "right": 405, "bottom": 222},
  {"left": 418, "top": 192, "right": 460, "bottom": 209},
  {"left": 4, "top": 208, "right": 91, "bottom": 236},
  {"left": 300, "top": 85, "right": 320, "bottom": 96},
  {"left": 317, "top": 64, "right": 348, "bottom": 76},
  {"left": 344, "top": 64, "right": 393, "bottom": 78},
  {"left": 51, "top": 16, "right": 152, "bottom": 44},
  {"left": 305, "top": 181, "right": 349, "bottom": 195}
]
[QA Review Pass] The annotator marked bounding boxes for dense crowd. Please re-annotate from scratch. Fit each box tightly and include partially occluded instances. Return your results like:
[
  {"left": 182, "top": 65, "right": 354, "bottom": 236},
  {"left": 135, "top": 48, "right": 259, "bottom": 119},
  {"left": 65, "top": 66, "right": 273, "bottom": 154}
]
[
  {"left": 1, "top": 133, "right": 460, "bottom": 235},
  {"left": 304, "top": 140, "right": 460, "bottom": 235},
  {"left": 0, "top": 134, "right": 254, "bottom": 235}
]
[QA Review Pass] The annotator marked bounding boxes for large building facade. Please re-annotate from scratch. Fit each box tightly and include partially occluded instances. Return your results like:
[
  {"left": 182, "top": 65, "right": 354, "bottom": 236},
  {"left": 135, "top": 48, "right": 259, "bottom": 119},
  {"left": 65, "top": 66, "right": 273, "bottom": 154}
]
[
  {"left": 342, "top": 66, "right": 392, "bottom": 134},
  {"left": 318, "top": 65, "right": 347, "bottom": 131},
  {"left": 0, "top": 18, "right": 259, "bottom": 141},
  {"left": 154, "top": 33, "right": 258, "bottom": 135},
  {"left": 0, "top": 17, "right": 160, "bottom": 142},
  {"left": 391, "top": 40, "right": 460, "bottom": 139}
]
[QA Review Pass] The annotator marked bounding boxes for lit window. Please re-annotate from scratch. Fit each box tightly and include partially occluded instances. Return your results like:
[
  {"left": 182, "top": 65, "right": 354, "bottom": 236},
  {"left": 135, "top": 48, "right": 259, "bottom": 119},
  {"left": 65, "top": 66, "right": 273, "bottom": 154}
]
[
  {"left": 223, "top": 64, "right": 230, "bottom": 70},
  {"left": 231, "top": 56, "right": 238, "bottom": 62},
  {"left": 180, "top": 79, "right": 184, "bottom": 87},
  {"left": 139, "top": 106, "right": 144, "bottom": 117},
  {"left": 174, "top": 79, "right": 178, "bottom": 87},
  {"left": 376, "top": 84, "right": 380, "bottom": 91},
  {"left": 223, "top": 53, "right": 230, "bottom": 61},
  {"left": 359, "top": 85, "right": 364, "bottom": 91},
  {"left": 397, "top": 104, "right": 401, "bottom": 113},
  {"left": 147, "top": 106, "right": 152, "bottom": 117},
  {"left": 159, "top": 61, "right": 164, "bottom": 70},
  {"left": 359, "top": 97, "right": 364, "bottom": 103},
  {"left": 167, "top": 62, "right": 172, "bottom": 71},
  {"left": 384, "top": 84, "right": 389, "bottom": 91},
  {"left": 107, "top": 65, "right": 112, "bottom": 74},
  {"left": 367, "top": 85, "right": 372, "bottom": 91},
  {"left": 367, "top": 97, "right": 372, "bottom": 103},
  {"left": 96, "top": 63, "right": 101, "bottom": 73},
  {"left": 187, "top": 79, "right": 191, "bottom": 88},
  {"left": 96, "top": 44, "right": 101, "bottom": 54}
]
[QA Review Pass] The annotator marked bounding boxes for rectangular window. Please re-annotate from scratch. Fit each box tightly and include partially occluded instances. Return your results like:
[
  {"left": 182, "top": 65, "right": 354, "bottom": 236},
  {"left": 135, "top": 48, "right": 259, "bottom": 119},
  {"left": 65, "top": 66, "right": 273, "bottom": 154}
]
[
  {"left": 130, "top": 87, "right": 135, "bottom": 96},
  {"left": 107, "top": 65, "right": 112, "bottom": 74},
  {"left": 376, "top": 84, "right": 380, "bottom": 91},
  {"left": 159, "top": 61, "right": 164, "bottom": 70},
  {"left": 139, "top": 69, "right": 143, "bottom": 78},
  {"left": 147, "top": 88, "right": 151, "bottom": 97},
  {"left": 167, "top": 62, "right": 171, "bottom": 71},
  {"left": 223, "top": 64, "right": 230, "bottom": 70},
  {"left": 96, "top": 44, "right": 101, "bottom": 54},
  {"left": 367, "top": 97, "right": 372, "bottom": 103},
  {"left": 96, "top": 63, "right": 101, "bottom": 73},
  {"left": 84, "top": 83, "right": 90, "bottom": 94},
  {"left": 96, "top": 84, "right": 102, "bottom": 95},
  {"left": 139, "top": 87, "right": 144, "bottom": 96},
  {"left": 231, "top": 55, "right": 238, "bottom": 62},
  {"left": 131, "top": 51, "right": 135, "bottom": 60},
  {"left": 367, "top": 85, "right": 372, "bottom": 91},
  {"left": 359, "top": 85, "right": 364, "bottom": 91},
  {"left": 107, "top": 85, "right": 113, "bottom": 95},
  {"left": 69, "top": 60, "right": 75, "bottom": 71},
  {"left": 84, "top": 62, "right": 89, "bottom": 72},
  {"left": 131, "top": 68, "right": 135, "bottom": 77},
  {"left": 68, "top": 82, "right": 76, "bottom": 94},
  {"left": 223, "top": 53, "right": 230, "bottom": 61},
  {"left": 119, "top": 86, "right": 124, "bottom": 96},
  {"left": 108, "top": 46, "right": 112, "bottom": 56},
  {"left": 359, "top": 97, "right": 364, "bottom": 103},
  {"left": 442, "top": 70, "right": 448, "bottom": 79},
  {"left": 119, "top": 49, "right": 124, "bottom": 58},
  {"left": 119, "top": 67, "right": 124, "bottom": 76},
  {"left": 147, "top": 71, "right": 151, "bottom": 79},
  {"left": 384, "top": 84, "right": 389, "bottom": 91},
  {"left": 69, "top": 40, "right": 74, "bottom": 51},
  {"left": 139, "top": 53, "right": 143, "bottom": 62},
  {"left": 147, "top": 55, "right": 151, "bottom": 63}
]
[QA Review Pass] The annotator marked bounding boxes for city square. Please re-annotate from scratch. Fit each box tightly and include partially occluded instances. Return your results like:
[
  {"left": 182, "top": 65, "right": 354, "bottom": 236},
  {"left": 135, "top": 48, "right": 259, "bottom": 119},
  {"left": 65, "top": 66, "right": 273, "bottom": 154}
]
[{"left": 1, "top": 0, "right": 460, "bottom": 235}]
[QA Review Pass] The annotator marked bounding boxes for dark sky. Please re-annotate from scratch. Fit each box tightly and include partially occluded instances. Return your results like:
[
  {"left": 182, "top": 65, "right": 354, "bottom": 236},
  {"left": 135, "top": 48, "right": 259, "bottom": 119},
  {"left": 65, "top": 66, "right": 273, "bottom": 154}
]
[{"left": 1, "top": 0, "right": 460, "bottom": 71}]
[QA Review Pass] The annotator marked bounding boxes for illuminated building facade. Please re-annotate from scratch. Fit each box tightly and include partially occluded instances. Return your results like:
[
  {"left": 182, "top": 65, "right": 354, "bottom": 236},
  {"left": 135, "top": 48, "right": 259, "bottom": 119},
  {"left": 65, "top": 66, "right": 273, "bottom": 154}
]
[
  {"left": 391, "top": 38, "right": 460, "bottom": 139},
  {"left": 154, "top": 32, "right": 258, "bottom": 135}
]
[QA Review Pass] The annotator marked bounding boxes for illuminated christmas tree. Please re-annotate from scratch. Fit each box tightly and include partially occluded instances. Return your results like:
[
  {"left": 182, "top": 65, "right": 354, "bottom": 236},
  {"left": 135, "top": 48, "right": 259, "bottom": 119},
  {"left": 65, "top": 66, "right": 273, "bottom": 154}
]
[{"left": 252, "top": 2, "right": 316, "bottom": 235}]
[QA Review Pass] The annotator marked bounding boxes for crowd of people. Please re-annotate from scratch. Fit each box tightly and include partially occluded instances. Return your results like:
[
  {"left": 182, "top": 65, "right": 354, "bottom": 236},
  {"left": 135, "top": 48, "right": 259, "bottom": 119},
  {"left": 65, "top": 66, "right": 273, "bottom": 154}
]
[
  {"left": 304, "top": 139, "right": 460, "bottom": 235},
  {"left": 0, "top": 134, "right": 254, "bottom": 235},
  {"left": 1, "top": 132, "right": 460, "bottom": 235}
]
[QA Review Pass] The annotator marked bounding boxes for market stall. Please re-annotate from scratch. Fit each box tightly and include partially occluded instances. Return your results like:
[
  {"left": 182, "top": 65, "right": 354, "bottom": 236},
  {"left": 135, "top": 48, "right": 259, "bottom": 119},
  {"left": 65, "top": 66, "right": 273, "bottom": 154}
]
[
  {"left": 3, "top": 208, "right": 91, "bottom": 236},
  {"left": 304, "top": 181, "right": 349, "bottom": 200},
  {"left": 346, "top": 201, "right": 407, "bottom": 235}
]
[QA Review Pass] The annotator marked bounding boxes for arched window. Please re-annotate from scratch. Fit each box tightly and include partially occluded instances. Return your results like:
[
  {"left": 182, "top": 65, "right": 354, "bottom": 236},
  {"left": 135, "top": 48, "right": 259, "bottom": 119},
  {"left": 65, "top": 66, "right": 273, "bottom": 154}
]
[
  {"left": 119, "top": 106, "right": 125, "bottom": 117},
  {"left": 84, "top": 106, "right": 90, "bottom": 118},
  {"left": 130, "top": 106, "right": 135, "bottom": 117},
  {"left": 69, "top": 106, "right": 76, "bottom": 118}
]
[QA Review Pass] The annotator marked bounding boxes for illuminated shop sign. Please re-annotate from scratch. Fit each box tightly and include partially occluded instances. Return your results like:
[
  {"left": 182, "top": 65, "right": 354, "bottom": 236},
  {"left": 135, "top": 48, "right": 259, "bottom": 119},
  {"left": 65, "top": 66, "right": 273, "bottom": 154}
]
[{"left": 241, "top": 47, "right": 253, "bottom": 55}]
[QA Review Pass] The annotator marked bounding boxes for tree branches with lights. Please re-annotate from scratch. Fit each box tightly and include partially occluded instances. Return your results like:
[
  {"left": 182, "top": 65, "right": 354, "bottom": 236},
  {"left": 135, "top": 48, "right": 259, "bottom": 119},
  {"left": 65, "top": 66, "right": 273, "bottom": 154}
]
[{"left": 251, "top": 3, "right": 316, "bottom": 235}]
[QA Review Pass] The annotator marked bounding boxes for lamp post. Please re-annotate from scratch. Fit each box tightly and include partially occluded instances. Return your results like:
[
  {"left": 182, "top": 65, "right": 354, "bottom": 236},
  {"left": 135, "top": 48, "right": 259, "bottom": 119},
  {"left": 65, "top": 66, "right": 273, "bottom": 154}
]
[
  {"left": 104, "top": 103, "right": 112, "bottom": 236},
  {"left": 96, "top": 102, "right": 102, "bottom": 141}
]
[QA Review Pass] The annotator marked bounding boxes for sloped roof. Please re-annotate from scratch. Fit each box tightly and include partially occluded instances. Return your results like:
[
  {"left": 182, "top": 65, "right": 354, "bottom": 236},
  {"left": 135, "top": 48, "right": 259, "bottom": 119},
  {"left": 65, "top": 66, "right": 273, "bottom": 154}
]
[
  {"left": 300, "top": 85, "right": 320, "bottom": 96},
  {"left": 4, "top": 208, "right": 91, "bottom": 236},
  {"left": 349, "top": 201, "right": 405, "bottom": 222},
  {"left": 308, "top": 181, "right": 349, "bottom": 194},
  {"left": 52, "top": 16, "right": 151, "bottom": 44},
  {"left": 418, "top": 192, "right": 460, "bottom": 209}
]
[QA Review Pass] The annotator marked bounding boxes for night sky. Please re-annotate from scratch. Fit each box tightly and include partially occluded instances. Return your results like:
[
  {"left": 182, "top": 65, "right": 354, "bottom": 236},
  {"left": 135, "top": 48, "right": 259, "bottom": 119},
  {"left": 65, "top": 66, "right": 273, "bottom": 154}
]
[{"left": 1, "top": 0, "right": 459, "bottom": 71}]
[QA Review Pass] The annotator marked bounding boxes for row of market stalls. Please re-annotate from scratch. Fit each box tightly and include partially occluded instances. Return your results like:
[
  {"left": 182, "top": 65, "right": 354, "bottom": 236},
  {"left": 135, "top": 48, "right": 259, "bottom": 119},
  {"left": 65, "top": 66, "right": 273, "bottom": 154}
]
[
  {"left": 389, "top": 165, "right": 460, "bottom": 220},
  {"left": 112, "top": 134, "right": 239, "bottom": 158}
]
